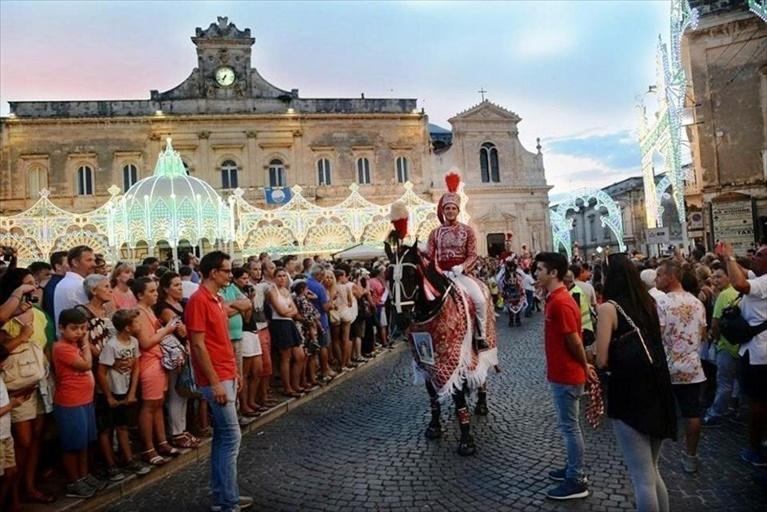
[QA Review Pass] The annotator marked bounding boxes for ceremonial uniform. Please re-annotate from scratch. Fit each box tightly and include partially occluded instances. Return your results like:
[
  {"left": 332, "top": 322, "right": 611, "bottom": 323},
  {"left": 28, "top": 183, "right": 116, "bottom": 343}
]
[{"left": 427, "top": 174, "right": 489, "bottom": 342}]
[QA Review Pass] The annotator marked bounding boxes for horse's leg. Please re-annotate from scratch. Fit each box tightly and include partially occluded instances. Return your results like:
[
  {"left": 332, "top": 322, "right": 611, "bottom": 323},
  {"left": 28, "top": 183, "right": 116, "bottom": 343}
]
[
  {"left": 475, "top": 382, "right": 489, "bottom": 416},
  {"left": 454, "top": 384, "right": 476, "bottom": 456},
  {"left": 424, "top": 381, "right": 443, "bottom": 440}
]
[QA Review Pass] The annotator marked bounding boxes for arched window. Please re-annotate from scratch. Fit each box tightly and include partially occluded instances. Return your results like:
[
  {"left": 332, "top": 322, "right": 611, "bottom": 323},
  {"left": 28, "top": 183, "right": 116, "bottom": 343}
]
[
  {"left": 77, "top": 165, "right": 94, "bottom": 196},
  {"left": 357, "top": 157, "right": 371, "bottom": 185},
  {"left": 122, "top": 164, "right": 138, "bottom": 191},
  {"left": 317, "top": 158, "right": 332, "bottom": 186},
  {"left": 27, "top": 165, "right": 47, "bottom": 198},
  {"left": 220, "top": 160, "right": 239, "bottom": 189},
  {"left": 479, "top": 142, "right": 500, "bottom": 183},
  {"left": 395, "top": 156, "right": 409, "bottom": 183},
  {"left": 268, "top": 159, "right": 285, "bottom": 187}
]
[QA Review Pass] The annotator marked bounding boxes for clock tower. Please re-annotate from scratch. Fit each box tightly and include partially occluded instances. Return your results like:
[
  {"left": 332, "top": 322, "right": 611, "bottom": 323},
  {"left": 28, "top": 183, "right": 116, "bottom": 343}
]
[{"left": 151, "top": 16, "right": 294, "bottom": 101}]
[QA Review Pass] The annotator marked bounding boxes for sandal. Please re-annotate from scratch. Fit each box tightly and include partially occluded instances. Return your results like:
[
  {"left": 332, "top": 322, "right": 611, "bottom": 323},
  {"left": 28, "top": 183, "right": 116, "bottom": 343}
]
[
  {"left": 243, "top": 410, "right": 261, "bottom": 418},
  {"left": 141, "top": 449, "right": 168, "bottom": 466},
  {"left": 183, "top": 432, "right": 201, "bottom": 447},
  {"left": 25, "top": 490, "right": 55, "bottom": 504},
  {"left": 171, "top": 434, "right": 197, "bottom": 449},
  {"left": 196, "top": 426, "right": 213, "bottom": 438},
  {"left": 157, "top": 441, "right": 181, "bottom": 457}
]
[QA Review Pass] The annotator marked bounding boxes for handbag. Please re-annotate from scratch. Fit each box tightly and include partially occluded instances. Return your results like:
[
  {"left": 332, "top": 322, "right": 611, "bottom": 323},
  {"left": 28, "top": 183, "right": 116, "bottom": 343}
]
[
  {"left": 160, "top": 334, "right": 187, "bottom": 371},
  {"left": 720, "top": 294, "right": 767, "bottom": 345},
  {"left": 609, "top": 301, "right": 654, "bottom": 367},
  {"left": 3, "top": 341, "right": 46, "bottom": 391},
  {"left": 175, "top": 358, "right": 200, "bottom": 398}
]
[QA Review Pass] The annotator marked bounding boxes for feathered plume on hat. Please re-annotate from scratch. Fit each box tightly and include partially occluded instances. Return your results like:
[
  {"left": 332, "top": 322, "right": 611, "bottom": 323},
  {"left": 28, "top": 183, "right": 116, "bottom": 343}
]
[
  {"left": 389, "top": 201, "right": 409, "bottom": 240},
  {"left": 437, "top": 171, "right": 462, "bottom": 224}
]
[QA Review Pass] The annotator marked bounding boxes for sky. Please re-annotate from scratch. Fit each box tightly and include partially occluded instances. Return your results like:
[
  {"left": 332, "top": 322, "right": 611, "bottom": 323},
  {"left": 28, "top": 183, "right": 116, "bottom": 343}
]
[{"left": 0, "top": 0, "right": 672, "bottom": 198}]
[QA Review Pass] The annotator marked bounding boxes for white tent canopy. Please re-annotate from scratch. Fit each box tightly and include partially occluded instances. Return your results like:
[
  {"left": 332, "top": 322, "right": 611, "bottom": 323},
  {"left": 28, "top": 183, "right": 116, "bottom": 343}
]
[{"left": 333, "top": 244, "right": 386, "bottom": 261}]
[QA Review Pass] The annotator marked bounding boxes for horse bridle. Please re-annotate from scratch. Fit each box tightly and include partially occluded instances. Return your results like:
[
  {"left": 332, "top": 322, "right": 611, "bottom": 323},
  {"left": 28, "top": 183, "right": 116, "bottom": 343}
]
[{"left": 391, "top": 246, "right": 418, "bottom": 313}]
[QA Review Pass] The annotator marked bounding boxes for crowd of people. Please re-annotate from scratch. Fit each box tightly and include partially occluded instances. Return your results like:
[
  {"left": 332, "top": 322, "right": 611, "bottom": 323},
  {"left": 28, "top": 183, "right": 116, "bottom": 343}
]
[
  {"left": 0, "top": 245, "right": 397, "bottom": 511},
  {"left": 533, "top": 240, "right": 767, "bottom": 509},
  {"left": 0, "top": 236, "right": 765, "bottom": 511}
]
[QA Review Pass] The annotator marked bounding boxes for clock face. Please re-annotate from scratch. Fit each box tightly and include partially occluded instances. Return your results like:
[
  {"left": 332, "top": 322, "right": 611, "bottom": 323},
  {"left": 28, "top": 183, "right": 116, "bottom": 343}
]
[{"left": 215, "top": 66, "right": 236, "bottom": 87}]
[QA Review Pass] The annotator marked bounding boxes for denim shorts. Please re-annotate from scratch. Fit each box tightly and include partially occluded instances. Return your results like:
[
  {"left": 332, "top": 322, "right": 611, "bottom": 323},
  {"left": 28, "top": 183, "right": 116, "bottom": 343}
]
[{"left": 54, "top": 402, "right": 97, "bottom": 451}]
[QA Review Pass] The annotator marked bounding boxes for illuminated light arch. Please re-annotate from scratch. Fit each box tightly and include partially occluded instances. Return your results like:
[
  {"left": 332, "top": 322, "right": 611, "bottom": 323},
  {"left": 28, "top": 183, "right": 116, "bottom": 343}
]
[
  {"left": 303, "top": 220, "right": 355, "bottom": 252},
  {"left": 1, "top": 147, "right": 469, "bottom": 263},
  {"left": 749, "top": 0, "right": 766, "bottom": 22},
  {"left": 550, "top": 188, "right": 626, "bottom": 260},
  {"left": 52, "top": 229, "right": 110, "bottom": 256},
  {"left": 415, "top": 213, "right": 440, "bottom": 243},
  {"left": 243, "top": 226, "right": 298, "bottom": 257},
  {"left": 637, "top": 0, "right": 698, "bottom": 237},
  {"left": 0, "top": 232, "right": 45, "bottom": 262},
  {"left": 361, "top": 217, "right": 395, "bottom": 245}
]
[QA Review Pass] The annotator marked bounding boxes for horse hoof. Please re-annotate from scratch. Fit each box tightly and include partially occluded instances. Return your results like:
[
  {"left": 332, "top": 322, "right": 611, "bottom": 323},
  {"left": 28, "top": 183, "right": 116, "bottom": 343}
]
[
  {"left": 475, "top": 403, "right": 489, "bottom": 416},
  {"left": 457, "top": 439, "right": 476, "bottom": 456},
  {"left": 425, "top": 425, "right": 442, "bottom": 440}
]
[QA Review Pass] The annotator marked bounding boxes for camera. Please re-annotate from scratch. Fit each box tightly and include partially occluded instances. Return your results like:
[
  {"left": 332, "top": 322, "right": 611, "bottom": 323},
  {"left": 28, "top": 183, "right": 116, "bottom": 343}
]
[{"left": 23, "top": 293, "right": 39, "bottom": 304}]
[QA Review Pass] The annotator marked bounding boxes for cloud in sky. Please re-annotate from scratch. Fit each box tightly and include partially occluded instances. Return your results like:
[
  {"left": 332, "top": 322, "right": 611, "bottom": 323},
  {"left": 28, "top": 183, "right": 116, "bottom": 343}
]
[{"left": 543, "top": 129, "right": 642, "bottom": 197}]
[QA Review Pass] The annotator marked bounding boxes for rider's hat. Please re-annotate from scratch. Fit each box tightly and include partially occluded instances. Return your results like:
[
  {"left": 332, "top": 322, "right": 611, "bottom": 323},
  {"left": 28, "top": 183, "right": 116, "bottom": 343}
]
[{"left": 437, "top": 171, "right": 461, "bottom": 224}]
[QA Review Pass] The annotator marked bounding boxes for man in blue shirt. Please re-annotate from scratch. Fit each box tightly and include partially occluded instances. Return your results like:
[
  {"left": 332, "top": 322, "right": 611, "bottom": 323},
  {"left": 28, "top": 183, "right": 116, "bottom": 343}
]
[
  {"left": 43, "top": 251, "right": 68, "bottom": 319},
  {"left": 307, "top": 264, "right": 336, "bottom": 380}
]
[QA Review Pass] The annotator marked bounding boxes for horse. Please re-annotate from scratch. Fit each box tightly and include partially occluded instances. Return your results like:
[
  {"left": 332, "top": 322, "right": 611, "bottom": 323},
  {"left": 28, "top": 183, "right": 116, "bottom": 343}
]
[
  {"left": 385, "top": 238, "right": 498, "bottom": 456},
  {"left": 498, "top": 264, "right": 527, "bottom": 327}
]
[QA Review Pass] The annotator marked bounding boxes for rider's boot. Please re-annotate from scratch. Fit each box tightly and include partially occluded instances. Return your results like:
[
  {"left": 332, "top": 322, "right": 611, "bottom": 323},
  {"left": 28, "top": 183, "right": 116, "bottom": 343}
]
[
  {"left": 425, "top": 399, "right": 442, "bottom": 440},
  {"left": 456, "top": 407, "right": 476, "bottom": 456},
  {"left": 474, "top": 389, "right": 489, "bottom": 416}
]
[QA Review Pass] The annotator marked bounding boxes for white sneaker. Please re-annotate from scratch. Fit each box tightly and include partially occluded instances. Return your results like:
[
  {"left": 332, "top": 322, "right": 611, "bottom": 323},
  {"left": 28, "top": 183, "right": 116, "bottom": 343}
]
[{"left": 682, "top": 453, "right": 698, "bottom": 473}]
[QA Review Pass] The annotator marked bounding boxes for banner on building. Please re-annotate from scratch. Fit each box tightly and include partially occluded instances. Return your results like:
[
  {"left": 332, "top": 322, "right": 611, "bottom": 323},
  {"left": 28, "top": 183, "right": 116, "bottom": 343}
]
[
  {"left": 264, "top": 187, "right": 293, "bottom": 205},
  {"left": 711, "top": 198, "right": 755, "bottom": 255}
]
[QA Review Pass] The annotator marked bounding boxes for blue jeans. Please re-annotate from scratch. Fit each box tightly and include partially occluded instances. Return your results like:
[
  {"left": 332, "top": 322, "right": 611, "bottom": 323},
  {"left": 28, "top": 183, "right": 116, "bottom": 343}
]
[
  {"left": 550, "top": 383, "right": 586, "bottom": 482},
  {"left": 613, "top": 420, "right": 669, "bottom": 512},
  {"left": 524, "top": 290, "right": 534, "bottom": 316},
  {"left": 201, "top": 380, "right": 241, "bottom": 510},
  {"left": 708, "top": 349, "right": 740, "bottom": 418}
]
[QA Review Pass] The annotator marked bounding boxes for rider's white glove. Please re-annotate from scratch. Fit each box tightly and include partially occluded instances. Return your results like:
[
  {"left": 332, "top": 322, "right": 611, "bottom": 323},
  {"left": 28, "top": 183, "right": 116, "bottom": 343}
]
[{"left": 451, "top": 265, "right": 464, "bottom": 275}]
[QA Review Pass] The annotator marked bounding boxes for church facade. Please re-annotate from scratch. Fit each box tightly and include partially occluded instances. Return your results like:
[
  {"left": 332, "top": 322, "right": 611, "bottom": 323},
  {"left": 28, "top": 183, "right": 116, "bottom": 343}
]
[{"left": 0, "top": 17, "right": 551, "bottom": 256}]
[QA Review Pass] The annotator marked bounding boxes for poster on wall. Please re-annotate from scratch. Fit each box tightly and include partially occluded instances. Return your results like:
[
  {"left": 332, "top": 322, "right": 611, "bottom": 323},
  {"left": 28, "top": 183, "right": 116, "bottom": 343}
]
[{"left": 711, "top": 198, "right": 755, "bottom": 255}]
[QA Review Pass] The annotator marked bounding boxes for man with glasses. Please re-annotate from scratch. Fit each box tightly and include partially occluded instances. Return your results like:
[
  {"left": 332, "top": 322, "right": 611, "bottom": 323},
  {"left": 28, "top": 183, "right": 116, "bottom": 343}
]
[{"left": 185, "top": 251, "right": 252, "bottom": 511}]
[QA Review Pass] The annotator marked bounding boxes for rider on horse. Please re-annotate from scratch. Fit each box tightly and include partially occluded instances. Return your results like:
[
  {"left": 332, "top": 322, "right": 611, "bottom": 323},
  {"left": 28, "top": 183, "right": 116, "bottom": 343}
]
[{"left": 427, "top": 171, "right": 489, "bottom": 350}]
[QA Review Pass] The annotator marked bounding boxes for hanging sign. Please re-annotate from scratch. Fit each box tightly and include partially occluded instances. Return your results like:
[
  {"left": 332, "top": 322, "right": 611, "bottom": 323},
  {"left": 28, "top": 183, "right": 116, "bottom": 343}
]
[{"left": 711, "top": 199, "right": 754, "bottom": 255}]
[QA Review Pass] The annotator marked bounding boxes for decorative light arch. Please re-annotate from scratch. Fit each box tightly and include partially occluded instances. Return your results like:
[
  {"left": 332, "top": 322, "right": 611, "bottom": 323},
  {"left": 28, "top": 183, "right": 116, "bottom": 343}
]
[
  {"left": 637, "top": 0, "right": 698, "bottom": 238},
  {"left": 550, "top": 188, "right": 626, "bottom": 260},
  {"left": 2, "top": 173, "right": 465, "bottom": 266}
]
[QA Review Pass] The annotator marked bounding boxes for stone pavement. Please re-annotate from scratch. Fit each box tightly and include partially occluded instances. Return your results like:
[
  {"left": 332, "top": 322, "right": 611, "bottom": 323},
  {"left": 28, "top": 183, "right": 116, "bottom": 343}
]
[{"left": 108, "top": 314, "right": 767, "bottom": 511}]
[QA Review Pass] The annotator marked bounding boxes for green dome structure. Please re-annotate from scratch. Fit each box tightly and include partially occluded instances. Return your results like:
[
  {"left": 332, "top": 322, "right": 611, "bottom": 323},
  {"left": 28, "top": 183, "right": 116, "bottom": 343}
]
[{"left": 109, "top": 138, "right": 233, "bottom": 260}]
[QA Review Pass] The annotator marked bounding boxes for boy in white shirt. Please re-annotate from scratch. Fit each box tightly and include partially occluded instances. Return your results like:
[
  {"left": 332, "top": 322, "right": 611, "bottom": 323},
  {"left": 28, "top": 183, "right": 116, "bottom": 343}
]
[{"left": 96, "top": 309, "right": 148, "bottom": 477}]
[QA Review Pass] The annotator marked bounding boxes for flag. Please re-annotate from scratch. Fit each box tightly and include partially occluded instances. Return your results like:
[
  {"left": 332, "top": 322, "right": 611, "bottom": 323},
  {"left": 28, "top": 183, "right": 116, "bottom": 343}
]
[{"left": 264, "top": 187, "right": 292, "bottom": 205}]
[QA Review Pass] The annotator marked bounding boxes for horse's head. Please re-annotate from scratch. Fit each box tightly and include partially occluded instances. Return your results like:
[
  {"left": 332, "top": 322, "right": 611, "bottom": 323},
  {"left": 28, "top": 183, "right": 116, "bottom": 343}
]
[
  {"left": 385, "top": 235, "right": 420, "bottom": 317},
  {"left": 385, "top": 233, "right": 451, "bottom": 325}
]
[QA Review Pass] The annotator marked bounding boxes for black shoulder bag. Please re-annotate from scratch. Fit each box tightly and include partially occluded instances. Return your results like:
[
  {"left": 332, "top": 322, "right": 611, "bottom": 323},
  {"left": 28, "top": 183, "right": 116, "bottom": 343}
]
[{"left": 720, "top": 293, "right": 767, "bottom": 345}]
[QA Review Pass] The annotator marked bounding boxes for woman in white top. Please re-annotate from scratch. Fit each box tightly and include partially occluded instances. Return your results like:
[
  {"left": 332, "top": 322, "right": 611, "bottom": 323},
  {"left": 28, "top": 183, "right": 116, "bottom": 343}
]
[
  {"left": 267, "top": 269, "right": 305, "bottom": 398},
  {"left": 334, "top": 268, "right": 356, "bottom": 369}
]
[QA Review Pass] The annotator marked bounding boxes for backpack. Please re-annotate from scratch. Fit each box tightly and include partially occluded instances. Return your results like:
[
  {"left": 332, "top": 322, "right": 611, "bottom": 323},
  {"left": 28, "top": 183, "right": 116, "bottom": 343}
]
[{"left": 720, "top": 294, "right": 767, "bottom": 345}]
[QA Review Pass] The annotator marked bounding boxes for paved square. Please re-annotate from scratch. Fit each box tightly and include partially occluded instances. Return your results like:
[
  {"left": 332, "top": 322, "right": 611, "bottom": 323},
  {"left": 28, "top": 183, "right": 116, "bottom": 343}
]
[{"left": 109, "top": 315, "right": 767, "bottom": 511}]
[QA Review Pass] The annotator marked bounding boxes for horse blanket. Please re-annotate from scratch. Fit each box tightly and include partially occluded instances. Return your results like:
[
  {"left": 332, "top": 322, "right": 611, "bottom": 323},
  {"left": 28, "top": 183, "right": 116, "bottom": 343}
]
[{"left": 407, "top": 275, "right": 498, "bottom": 401}]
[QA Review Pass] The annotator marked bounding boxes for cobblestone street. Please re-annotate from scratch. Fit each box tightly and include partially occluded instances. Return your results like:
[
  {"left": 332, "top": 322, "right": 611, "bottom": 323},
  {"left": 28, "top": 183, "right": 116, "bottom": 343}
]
[{"left": 109, "top": 315, "right": 767, "bottom": 511}]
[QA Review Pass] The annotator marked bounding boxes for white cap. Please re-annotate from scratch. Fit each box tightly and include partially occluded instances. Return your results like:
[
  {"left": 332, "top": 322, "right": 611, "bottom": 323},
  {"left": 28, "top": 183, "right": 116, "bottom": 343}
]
[{"left": 640, "top": 268, "right": 657, "bottom": 289}]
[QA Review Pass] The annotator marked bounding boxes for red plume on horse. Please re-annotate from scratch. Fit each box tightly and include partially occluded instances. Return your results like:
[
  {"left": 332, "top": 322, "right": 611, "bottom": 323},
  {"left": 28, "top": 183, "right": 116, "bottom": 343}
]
[{"left": 385, "top": 183, "right": 498, "bottom": 457}]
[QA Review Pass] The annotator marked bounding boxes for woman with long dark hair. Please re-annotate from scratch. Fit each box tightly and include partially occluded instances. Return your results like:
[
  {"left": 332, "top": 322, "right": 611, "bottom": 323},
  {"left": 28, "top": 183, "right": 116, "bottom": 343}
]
[{"left": 595, "top": 254, "right": 676, "bottom": 512}]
